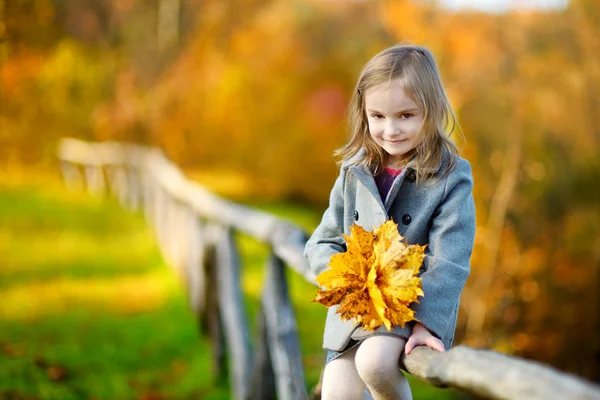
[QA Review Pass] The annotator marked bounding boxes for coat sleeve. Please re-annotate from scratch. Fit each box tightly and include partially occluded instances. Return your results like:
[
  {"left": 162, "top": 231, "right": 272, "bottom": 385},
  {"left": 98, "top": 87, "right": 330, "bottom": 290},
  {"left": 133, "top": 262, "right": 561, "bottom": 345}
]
[
  {"left": 303, "top": 168, "right": 347, "bottom": 276},
  {"left": 411, "top": 159, "right": 476, "bottom": 341}
]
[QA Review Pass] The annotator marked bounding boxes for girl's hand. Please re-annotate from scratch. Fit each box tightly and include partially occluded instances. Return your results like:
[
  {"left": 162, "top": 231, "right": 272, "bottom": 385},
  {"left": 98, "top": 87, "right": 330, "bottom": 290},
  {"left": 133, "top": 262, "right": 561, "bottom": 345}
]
[{"left": 404, "top": 322, "right": 445, "bottom": 355}]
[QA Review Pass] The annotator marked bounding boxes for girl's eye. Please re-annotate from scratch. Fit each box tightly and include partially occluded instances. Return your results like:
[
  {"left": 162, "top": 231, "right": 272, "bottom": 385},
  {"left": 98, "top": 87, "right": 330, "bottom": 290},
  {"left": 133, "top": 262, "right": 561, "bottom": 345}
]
[
  {"left": 371, "top": 114, "right": 384, "bottom": 119},
  {"left": 400, "top": 113, "right": 413, "bottom": 119}
]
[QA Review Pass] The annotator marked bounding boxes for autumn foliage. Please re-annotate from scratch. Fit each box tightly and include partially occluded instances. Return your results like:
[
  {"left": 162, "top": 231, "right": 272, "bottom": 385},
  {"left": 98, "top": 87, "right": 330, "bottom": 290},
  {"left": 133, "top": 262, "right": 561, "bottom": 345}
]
[
  {"left": 1, "top": 0, "right": 599, "bottom": 382},
  {"left": 314, "top": 221, "right": 424, "bottom": 331}
]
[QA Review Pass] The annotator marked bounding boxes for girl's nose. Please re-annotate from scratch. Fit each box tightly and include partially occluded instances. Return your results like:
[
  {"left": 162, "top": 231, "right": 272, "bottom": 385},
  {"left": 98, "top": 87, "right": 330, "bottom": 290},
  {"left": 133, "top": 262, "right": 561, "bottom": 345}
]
[{"left": 384, "top": 120, "right": 401, "bottom": 136}]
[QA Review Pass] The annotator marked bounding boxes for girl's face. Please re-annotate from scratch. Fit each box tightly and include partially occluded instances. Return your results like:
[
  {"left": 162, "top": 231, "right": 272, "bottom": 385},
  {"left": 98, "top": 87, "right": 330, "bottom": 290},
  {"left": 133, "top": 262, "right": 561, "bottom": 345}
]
[{"left": 364, "top": 78, "right": 424, "bottom": 167}]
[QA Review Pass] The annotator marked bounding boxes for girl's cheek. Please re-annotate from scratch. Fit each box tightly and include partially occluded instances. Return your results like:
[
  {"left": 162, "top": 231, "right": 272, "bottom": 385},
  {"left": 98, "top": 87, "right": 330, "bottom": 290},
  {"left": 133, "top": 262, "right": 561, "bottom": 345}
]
[
  {"left": 406, "top": 120, "right": 421, "bottom": 131},
  {"left": 367, "top": 121, "right": 378, "bottom": 134},
  {"left": 375, "top": 120, "right": 386, "bottom": 130}
]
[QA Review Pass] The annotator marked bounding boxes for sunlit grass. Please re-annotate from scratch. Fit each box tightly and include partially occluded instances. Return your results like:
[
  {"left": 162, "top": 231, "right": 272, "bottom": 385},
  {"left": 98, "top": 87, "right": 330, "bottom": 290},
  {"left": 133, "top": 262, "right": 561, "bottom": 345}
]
[
  {"left": 0, "top": 172, "right": 228, "bottom": 399},
  {"left": 0, "top": 270, "right": 175, "bottom": 321},
  {"left": 0, "top": 231, "right": 161, "bottom": 286}
]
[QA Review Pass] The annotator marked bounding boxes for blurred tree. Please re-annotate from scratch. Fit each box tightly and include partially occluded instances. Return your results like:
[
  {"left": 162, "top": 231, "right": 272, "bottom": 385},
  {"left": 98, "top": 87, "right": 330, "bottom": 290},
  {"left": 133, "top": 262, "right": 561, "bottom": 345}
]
[{"left": 0, "top": 0, "right": 598, "bottom": 381}]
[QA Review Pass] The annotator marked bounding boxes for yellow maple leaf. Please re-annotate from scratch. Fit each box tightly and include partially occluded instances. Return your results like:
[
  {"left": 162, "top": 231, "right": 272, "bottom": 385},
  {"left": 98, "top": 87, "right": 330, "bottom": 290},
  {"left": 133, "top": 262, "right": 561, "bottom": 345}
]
[{"left": 313, "top": 220, "right": 425, "bottom": 331}]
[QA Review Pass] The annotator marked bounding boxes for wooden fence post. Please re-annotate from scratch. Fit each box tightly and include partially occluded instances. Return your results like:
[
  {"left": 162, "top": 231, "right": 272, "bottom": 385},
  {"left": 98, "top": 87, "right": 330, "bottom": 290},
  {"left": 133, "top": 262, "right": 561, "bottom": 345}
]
[
  {"left": 59, "top": 161, "right": 82, "bottom": 190},
  {"left": 127, "top": 166, "right": 142, "bottom": 211},
  {"left": 263, "top": 253, "right": 308, "bottom": 400},
  {"left": 250, "top": 310, "right": 277, "bottom": 400},
  {"left": 187, "top": 216, "right": 206, "bottom": 315},
  {"left": 174, "top": 202, "right": 193, "bottom": 276},
  {"left": 203, "top": 236, "right": 227, "bottom": 381},
  {"left": 84, "top": 164, "right": 106, "bottom": 197},
  {"left": 148, "top": 176, "right": 162, "bottom": 229},
  {"left": 106, "top": 165, "right": 129, "bottom": 207},
  {"left": 203, "top": 237, "right": 227, "bottom": 382},
  {"left": 162, "top": 194, "right": 180, "bottom": 268},
  {"left": 164, "top": 197, "right": 182, "bottom": 272},
  {"left": 214, "top": 226, "right": 253, "bottom": 400},
  {"left": 141, "top": 170, "right": 155, "bottom": 224},
  {"left": 153, "top": 184, "right": 170, "bottom": 263}
]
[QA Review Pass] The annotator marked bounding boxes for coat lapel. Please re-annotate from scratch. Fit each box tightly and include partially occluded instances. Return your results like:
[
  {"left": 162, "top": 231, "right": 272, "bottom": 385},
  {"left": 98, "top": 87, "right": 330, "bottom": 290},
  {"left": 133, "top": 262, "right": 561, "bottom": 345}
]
[
  {"left": 348, "top": 165, "right": 387, "bottom": 215},
  {"left": 384, "top": 156, "right": 444, "bottom": 211},
  {"left": 384, "top": 169, "right": 409, "bottom": 211}
]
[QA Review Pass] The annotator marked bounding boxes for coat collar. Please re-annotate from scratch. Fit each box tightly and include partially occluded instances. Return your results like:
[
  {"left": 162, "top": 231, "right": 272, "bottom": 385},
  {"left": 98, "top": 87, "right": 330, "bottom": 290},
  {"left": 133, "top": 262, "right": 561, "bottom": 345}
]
[
  {"left": 348, "top": 163, "right": 385, "bottom": 211},
  {"left": 344, "top": 147, "right": 445, "bottom": 213}
]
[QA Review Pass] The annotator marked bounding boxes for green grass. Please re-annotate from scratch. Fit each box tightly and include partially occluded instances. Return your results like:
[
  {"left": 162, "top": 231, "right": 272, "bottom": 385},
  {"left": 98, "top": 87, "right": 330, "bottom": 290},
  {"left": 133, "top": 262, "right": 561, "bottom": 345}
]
[
  {"left": 0, "top": 173, "right": 465, "bottom": 399},
  {"left": 0, "top": 182, "right": 228, "bottom": 399}
]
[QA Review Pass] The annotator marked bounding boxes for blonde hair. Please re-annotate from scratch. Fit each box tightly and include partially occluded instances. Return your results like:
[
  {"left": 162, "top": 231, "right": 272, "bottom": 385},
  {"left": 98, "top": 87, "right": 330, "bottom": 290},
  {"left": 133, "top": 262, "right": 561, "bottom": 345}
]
[{"left": 334, "top": 44, "right": 461, "bottom": 180}]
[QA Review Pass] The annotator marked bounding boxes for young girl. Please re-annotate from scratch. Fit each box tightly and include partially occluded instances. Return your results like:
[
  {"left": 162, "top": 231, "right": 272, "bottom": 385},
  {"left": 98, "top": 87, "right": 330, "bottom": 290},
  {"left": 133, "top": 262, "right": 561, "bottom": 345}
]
[{"left": 304, "top": 44, "right": 476, "bottom": 399}]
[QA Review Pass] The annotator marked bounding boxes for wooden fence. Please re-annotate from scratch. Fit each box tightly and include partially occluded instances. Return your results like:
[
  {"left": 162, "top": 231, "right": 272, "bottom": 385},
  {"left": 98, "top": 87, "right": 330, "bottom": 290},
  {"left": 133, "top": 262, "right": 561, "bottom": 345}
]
[{"left": 57, "top": 138, "right": 600, "bottom": 400}]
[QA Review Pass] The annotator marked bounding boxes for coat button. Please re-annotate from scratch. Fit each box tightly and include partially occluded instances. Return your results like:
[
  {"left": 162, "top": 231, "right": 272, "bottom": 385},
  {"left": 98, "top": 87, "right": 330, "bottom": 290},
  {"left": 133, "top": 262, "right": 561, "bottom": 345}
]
[
  {"left": 407, "top": 171, "right": 416, "bottom": 183},
  {"left": 354, "top": 210, "right": 359, "bottom": 221},
  {"left": 402, "top": 214, "right": 411, "bottom": 225}
]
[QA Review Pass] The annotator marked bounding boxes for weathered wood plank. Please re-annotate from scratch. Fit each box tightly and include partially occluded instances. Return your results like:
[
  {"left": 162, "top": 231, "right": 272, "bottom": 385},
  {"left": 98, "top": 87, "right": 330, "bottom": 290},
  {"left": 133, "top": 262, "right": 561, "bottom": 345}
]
[
  {"left": 148, "top": 176, "right": 162, "bottom": 229},
  {"left": 203, "top": 241, "right": 227, "bottom": 381},
  {"left": 84, "top": 164, "right": 106, "bottom": 197},
  {"left": 153, "top": 184, "right": 170, "bottom": 263},
  {"left": 402, "top": 346, "right": 600, "bottom": 400},
  {"left": 126, "top": 166, "right": 141, "bottom": 211},
  {"left": 165, "top": 198, "right": 188, "bottom": 274},
  {"left": 58, "top": 138, "right": 121, "bottom": 166},
  {"left": 106, "top": 165, "right": 129, "bottom": 207},
  {"left": 59, "top": 161, "right": 83, "bottom": 190},
  {"left": 250, "top": 310, "right": 277, "bottom": 400},
  {"left": 214, "top": 226, "right": 253, "bottom": 400},
  {"left": 141, "top": 170, "right": 155, "bottom": 223},
  {"left": 186, "top": 215, "right": 206, "bottom": 315},
  {"left": 263, "top": 254, "right": 308, "bottom": 400}
]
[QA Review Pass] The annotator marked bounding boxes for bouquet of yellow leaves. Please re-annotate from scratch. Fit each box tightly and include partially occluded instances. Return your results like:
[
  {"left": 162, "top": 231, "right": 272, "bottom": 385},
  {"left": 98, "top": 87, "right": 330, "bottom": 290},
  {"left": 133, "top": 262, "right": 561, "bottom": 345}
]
[{"left": 313, "top": 220, "right": 425, "bottom": 331}]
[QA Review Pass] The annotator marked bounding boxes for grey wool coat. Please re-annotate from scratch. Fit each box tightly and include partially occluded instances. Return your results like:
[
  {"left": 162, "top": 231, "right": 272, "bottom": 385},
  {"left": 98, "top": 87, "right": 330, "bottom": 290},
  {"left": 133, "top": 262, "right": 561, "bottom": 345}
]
[{"left": 304, "top": 149, "right": 476, "bottom": 352}]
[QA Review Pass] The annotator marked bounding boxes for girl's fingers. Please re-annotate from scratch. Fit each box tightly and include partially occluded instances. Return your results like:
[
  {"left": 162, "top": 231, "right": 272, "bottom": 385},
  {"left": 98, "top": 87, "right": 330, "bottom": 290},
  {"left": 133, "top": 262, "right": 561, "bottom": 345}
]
[
  {"left": 405, "top": 335, "right": 446, "bottom": 355},
  {"left": 426, "top": 337, "right": 446, "bottom": 352},
  {"left": 404, "top": 337, "right": 416, "bottom": 355}
]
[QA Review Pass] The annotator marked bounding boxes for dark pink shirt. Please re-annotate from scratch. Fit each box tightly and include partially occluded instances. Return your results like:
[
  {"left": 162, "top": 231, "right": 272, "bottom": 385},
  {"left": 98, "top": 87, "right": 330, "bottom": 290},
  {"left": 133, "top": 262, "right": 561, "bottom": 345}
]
[{"left": 374, "top": 167, "right": 402, "bottom": 202}]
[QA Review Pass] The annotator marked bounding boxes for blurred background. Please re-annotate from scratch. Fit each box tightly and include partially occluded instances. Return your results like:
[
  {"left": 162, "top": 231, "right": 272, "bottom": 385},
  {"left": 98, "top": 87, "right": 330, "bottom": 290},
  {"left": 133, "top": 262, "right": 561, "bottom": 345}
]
[{"left": 1, "top": 0, "right": 598, "bottom": 398}]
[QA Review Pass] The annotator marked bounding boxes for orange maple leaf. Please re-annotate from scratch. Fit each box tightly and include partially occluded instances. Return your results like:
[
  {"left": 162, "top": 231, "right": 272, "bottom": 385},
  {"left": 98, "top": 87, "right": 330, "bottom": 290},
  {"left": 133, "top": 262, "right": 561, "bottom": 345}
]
[{"left": 314, "top": 220, "right": 425, "bottom": 331}]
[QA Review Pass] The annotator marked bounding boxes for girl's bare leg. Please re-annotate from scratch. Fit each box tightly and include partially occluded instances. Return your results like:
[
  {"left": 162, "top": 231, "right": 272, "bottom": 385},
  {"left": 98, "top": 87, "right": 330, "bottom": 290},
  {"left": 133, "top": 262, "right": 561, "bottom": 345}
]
[
  {"left": 321, "top": 345, "right": 366, "bottom": 400},
  {"left": 355, "top": 336, "right": 412, "bottom": 400}
]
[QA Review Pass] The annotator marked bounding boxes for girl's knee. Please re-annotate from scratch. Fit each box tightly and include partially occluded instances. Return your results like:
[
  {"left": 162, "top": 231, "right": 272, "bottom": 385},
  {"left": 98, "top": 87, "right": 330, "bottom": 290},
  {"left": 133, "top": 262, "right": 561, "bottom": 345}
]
[
  {"left": 355, "top": 354, "right": 399, "bottom": 384},
  {"left": 355, "top": 336, "right": 406, "bottom": 384}
]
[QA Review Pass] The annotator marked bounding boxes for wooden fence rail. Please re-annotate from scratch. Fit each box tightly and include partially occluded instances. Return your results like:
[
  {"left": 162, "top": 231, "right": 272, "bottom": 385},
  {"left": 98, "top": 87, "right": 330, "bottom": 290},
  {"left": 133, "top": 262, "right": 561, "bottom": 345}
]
[{"left": 57, "top": 138, "right": 600, "bottom": 400}]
